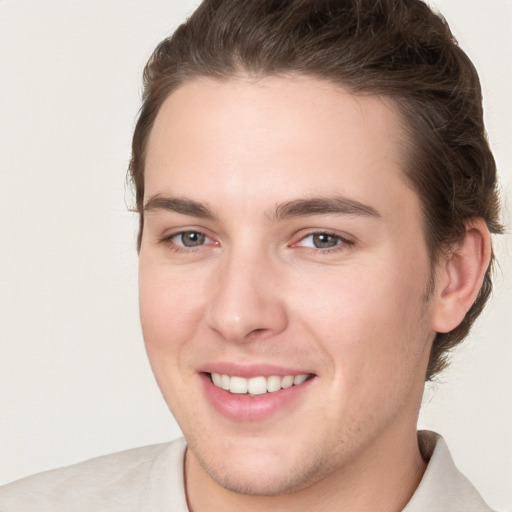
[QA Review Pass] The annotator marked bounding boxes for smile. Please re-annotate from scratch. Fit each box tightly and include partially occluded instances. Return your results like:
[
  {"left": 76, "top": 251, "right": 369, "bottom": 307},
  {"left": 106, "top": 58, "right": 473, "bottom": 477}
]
[{"left": 210, "top": 373, "right": 309, "bottom": 395}]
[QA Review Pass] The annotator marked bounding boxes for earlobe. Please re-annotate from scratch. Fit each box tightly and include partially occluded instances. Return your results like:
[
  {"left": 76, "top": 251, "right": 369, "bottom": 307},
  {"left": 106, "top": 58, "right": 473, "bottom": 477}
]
[{"left": 431, "top": 219, "right": 492, "bottom": 334}]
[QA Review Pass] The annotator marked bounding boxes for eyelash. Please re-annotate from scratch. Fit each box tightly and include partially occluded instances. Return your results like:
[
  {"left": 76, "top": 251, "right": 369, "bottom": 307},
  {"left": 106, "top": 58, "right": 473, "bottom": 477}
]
[{"left": 160, "top": 229, "right": 354, "bottom": 256}]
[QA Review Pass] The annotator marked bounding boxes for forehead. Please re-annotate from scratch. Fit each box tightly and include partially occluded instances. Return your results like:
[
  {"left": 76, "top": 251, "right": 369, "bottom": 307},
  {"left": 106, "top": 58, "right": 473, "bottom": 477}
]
[{"left": 144, "top": 75, "right": 415, "bottom": 221}]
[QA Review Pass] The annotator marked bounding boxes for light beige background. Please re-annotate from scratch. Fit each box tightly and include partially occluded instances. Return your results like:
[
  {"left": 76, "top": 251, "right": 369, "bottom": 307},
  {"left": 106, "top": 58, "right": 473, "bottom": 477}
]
[{"left": 0, "top": 0, "right": 510, "bottom": 509}]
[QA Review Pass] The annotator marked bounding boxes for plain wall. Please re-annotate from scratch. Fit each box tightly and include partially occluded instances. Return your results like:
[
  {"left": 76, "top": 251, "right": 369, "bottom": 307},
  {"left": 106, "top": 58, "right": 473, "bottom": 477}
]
[{"left": 0, "top": 0, "right": 510, "bottom": 509}]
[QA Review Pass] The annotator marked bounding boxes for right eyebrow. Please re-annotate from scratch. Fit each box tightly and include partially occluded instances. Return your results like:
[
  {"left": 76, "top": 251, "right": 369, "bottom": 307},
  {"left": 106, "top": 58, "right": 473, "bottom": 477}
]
[{"left": 143, "top": 195, "right": 216, "bottom": 220}]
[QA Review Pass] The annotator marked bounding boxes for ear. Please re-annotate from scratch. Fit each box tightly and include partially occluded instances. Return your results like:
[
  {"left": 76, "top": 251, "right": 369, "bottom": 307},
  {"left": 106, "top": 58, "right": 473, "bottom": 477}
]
[{"left": 431, "top": 218, "right": 492, "bottom": 333}]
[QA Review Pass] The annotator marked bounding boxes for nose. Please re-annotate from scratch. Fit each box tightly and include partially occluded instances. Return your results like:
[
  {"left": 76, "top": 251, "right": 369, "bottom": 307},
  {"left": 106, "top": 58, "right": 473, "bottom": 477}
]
[{"left": 205, "top": 249, "right": 288, "bottom": 343}]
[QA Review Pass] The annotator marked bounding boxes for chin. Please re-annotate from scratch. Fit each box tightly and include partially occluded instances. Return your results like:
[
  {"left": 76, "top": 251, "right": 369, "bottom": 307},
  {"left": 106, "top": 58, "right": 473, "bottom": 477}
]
[
  {"left": 203, "top": 459, "right": 323, "bottom": 497},
  {"left": 187, "top": 434, "right": 331, "bottom": 497}
]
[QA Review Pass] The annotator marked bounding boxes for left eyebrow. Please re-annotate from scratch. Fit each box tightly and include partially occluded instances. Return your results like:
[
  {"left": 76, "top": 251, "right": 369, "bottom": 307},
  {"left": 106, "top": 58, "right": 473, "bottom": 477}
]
[{"left": 269, "top": 197, "right": 382, "bottom": 221}]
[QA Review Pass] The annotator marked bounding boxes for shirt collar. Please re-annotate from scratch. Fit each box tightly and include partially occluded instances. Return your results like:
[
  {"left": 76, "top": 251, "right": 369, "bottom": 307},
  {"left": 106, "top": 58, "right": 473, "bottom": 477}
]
[{"left": 403, "top": 430, "right": 493, "bottom": 512}]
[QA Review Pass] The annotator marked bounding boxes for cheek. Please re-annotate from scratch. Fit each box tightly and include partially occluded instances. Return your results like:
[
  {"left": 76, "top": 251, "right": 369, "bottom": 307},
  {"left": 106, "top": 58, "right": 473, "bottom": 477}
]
[
  {"left": 293, "top": 257, "right": 431, "bottom": 378},
  {"left": 297, "top": 268, "right": 430, "bottom": 435},
  {"left": 138, "top": 263, "right": 204, "bottom": 359},
  {"left": 138, "top": 265, "right": 207, "bottom": 416}
]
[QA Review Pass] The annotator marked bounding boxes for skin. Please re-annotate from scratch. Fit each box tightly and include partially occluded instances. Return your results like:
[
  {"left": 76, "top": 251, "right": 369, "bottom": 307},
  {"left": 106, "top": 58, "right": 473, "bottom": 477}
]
[{"left": 138, "top": 75, "right": 490, "bottom": 511}]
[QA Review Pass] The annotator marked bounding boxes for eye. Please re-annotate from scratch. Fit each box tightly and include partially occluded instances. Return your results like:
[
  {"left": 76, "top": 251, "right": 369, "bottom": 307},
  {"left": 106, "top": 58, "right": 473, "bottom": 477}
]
[
  {"left": 176, "top": 231, "right": 206, "bottom": 247},
  {"left": 166, "top": 230, "right": 216, "bottom": 249},
  {"left": 295, "top": 232, "right": 351, "bottom": 250}
]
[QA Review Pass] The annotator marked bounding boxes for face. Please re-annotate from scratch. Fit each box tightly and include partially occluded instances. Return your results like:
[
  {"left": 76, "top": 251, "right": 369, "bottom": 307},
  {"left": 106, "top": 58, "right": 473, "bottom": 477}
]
[{"left": 139, "top": 75, "right": 436, "bottom": 496}]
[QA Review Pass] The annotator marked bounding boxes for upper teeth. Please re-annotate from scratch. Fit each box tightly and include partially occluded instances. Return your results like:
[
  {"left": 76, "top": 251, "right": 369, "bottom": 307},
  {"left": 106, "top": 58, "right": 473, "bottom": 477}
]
[{"left": 210, "top": 373, "right": 308, "bottom": 395}]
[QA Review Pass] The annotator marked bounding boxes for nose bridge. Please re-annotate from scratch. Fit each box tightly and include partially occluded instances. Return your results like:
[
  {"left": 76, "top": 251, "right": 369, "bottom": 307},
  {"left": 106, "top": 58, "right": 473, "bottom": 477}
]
[{"left": 206, "top": 241, "right": 287, "bottom": 342}]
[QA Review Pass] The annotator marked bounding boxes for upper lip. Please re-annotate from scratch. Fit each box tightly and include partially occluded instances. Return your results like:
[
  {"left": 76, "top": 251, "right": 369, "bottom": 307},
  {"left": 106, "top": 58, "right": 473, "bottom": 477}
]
[{"left": 200, "top": 362, "right": 314, "bottom": 378}]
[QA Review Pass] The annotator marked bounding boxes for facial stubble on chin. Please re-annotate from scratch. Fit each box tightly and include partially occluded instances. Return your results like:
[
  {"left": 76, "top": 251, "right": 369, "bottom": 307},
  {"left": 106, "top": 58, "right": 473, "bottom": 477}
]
[{"left": 185, "top": 432, "right": 348, "bottom": 498}]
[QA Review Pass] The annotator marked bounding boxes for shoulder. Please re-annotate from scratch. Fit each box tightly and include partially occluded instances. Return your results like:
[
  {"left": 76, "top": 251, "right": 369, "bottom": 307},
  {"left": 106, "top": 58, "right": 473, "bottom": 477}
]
[{"left": 0, "top": 438, "right": 188, "bottom": 512}]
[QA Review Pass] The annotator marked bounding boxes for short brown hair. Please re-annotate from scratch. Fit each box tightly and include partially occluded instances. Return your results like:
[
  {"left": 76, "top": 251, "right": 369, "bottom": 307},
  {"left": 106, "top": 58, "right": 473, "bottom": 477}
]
[{"left": 129, "top": 0, "right": 502, "bottom": 380}]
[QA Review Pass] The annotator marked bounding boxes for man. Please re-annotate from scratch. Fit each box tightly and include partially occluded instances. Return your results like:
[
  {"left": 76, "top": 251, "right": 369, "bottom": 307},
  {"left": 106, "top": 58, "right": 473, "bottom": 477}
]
[{"left": 0, "top": 0, "right": 503, "bottom": 511}]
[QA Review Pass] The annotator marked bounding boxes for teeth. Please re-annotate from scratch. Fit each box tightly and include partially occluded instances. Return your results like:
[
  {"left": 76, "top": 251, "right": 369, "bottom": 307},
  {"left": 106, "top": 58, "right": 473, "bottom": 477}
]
[
  {"left": 229, "top": 376, "right": 247, "bottom": 394},
  {"left": 281, "top": 375, "right": 294, "bottom": 388},
  {"left": 211, "top": 372, "right": 222, "bottom": 387},
  {"left": 210, "top": 373, "right": 310, "bottom": 395},
  {"left": 293, "top": 374, "right": 308, "bottom": 385},
  {"left": 221, "top": 374, "right": 230, "bottom": 390},
  {"left": 247, "top": 376, "right": 267, "bottom": 395},
  {"left": 267, "top": 375, "right": 282, "bottom": 393}
]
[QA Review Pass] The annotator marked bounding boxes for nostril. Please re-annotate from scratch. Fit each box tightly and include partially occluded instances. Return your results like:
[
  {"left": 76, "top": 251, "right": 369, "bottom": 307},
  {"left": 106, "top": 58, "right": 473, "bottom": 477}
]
[{"left": 245, "top": 327, "right": 273, "bottom": 341}]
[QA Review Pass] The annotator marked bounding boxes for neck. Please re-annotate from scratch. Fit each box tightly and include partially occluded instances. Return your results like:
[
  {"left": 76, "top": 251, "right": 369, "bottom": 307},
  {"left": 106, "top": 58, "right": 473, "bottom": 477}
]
[{"left": 185, "top": 425, "right": 427, "bottom": 512}]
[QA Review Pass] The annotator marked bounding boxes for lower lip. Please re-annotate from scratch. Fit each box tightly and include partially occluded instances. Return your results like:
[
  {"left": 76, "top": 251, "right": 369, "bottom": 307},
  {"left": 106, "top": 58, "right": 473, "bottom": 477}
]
[{"left": 200, "top": 373, "right": 314, "bottom": 422}]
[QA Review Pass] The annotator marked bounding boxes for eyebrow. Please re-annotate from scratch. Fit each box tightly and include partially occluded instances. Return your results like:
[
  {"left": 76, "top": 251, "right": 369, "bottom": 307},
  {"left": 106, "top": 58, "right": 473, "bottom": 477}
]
[
  {"left": 270, "top": 197, "right": 381, "bottom": 221},
  {"left": 144, "top": 195, "right": 216, "bottom": 219},
  {"left": 143, "top": 194, "right": 381, "bottom": 221}
]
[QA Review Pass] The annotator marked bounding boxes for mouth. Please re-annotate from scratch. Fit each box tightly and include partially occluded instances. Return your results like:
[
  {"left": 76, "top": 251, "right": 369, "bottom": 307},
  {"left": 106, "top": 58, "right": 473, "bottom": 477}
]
[
  {"left": 209, "top": 372, "right": 310, "bottom": 395},
  {"left": 200, "top": 365, "right": 316, "bottom": 421}
]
